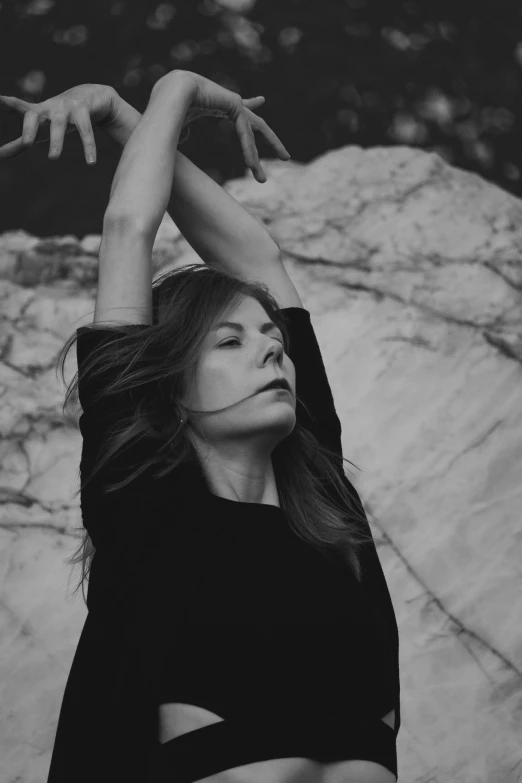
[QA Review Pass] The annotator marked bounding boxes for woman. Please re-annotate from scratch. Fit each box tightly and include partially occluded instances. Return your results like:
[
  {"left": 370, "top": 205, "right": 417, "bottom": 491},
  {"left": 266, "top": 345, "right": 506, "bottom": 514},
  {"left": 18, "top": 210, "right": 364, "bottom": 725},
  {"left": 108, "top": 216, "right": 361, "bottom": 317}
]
[{"left": 1, "top": 70, "right": 400, "bottom": 783}]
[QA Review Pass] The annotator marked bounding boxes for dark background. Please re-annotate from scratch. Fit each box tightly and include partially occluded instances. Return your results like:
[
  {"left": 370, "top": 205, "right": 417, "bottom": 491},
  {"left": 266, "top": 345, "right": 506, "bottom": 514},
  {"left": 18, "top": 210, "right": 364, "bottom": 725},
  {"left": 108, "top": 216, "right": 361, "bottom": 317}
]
[{"left": 1, "top": 0, "right": 521, "bottom": 239}]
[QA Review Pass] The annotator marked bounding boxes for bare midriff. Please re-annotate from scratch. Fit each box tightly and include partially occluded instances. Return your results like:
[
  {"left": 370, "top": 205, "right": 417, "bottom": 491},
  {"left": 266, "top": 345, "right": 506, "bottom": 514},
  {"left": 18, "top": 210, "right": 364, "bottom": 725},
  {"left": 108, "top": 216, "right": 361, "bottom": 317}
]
[{"left": 158, "top": 703, "right": 397, "bottom": 783}]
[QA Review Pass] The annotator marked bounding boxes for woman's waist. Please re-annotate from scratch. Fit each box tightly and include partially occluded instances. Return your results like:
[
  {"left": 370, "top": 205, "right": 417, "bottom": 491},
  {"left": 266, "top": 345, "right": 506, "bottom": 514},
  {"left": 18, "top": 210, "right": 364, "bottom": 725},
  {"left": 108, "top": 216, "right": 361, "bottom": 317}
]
[{"left": 149, "top": 713, "right": 397, "bottom": 783}]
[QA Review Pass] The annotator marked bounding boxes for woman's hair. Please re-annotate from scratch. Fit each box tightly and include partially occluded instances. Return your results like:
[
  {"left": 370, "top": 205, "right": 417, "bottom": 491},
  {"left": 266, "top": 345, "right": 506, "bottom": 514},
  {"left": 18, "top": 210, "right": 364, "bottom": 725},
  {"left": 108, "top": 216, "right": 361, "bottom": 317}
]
[{"left": 57, "top": 263, "right": 375, "bottom": 605}]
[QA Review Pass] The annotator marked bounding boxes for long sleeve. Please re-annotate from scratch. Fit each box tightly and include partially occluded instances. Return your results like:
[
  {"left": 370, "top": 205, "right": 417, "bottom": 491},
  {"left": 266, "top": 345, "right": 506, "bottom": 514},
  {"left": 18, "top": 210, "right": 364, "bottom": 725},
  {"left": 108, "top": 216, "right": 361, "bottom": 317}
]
[
  {"left": 76, "top": 324, "right": 154, "bottom": 549},
  {"left": 280, "top": 307, "right": 401, "bottom": 739}
]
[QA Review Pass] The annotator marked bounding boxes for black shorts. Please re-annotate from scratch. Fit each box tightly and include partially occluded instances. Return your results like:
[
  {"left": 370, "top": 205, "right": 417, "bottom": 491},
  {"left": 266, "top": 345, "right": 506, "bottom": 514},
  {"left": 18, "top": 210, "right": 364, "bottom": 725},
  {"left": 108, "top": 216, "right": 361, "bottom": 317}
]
[{"left": 147, "top": 712, "right": 397, "bottom": 782}]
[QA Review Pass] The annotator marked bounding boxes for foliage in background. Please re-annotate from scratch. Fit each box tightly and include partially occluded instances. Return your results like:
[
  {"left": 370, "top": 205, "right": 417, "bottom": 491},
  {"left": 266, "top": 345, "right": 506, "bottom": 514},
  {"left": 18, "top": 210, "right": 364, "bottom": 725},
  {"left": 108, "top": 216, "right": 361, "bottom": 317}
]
[{"left": 0, "top": 0, "right": 521, "bottom": 236}]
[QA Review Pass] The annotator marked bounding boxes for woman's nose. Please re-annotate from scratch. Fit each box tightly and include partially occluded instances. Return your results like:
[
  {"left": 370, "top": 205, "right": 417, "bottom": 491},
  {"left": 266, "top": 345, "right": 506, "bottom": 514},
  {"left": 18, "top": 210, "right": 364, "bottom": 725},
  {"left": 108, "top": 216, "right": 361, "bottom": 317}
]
[{"left": 263, "top": 340, "right": 284, "bottom": 365}]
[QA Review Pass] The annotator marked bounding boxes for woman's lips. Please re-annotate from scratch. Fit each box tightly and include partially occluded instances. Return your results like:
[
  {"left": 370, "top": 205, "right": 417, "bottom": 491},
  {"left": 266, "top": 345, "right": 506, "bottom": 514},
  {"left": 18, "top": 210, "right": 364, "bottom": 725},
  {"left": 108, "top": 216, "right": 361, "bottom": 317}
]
[{"left": 259, "top": 387, "right": 291, "bottom": 394}]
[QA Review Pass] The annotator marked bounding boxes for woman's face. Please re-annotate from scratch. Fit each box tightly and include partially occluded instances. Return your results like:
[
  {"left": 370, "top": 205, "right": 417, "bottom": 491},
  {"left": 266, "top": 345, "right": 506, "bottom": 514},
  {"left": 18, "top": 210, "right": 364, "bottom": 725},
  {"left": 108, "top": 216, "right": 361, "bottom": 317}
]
[{"left": 182, "top": 296, "right": 296, "bottom": 448}]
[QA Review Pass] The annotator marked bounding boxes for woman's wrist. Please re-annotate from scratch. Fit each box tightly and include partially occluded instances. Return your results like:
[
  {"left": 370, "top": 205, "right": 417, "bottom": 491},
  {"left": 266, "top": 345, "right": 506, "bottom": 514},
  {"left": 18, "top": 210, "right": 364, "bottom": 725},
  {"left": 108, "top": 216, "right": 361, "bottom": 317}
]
[
  {"left": 99, "top": 90, "right": 143, "bottom": 147},
  {"left": 150, "top": 70, "right": 197, "bottom": 102},
  {"left": 101, "top": 80, "right": 193, "bottom": 148}
]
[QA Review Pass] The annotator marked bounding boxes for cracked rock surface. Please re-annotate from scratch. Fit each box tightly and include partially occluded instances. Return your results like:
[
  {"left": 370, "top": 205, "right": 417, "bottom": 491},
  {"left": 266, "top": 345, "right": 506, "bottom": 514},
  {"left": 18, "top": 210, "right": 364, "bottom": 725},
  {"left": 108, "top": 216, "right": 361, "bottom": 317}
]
[{"left": 1, "top": 146, "right": 521, "bottom": 782}]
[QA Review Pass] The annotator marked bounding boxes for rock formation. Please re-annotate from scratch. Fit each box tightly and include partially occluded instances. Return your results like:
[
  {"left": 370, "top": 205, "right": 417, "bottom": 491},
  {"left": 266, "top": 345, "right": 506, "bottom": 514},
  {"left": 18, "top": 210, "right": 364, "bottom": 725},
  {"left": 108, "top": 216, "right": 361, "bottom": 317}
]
[{"left": 1, "top": 145, "right": 521, "bottom": 781}]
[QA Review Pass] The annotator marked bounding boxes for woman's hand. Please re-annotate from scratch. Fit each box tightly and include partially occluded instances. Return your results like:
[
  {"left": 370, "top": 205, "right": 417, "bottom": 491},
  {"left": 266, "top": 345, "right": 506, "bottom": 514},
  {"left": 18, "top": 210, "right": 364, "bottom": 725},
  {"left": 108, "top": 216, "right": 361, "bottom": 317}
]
[
  {"left": 0, "top": 73, "right": 291, "bottom": 184},
  {"left": 154, "top": 70, "right": 291, "bottom": 182},
  {"left": 0, "top": 83, "right": 118, "bottom": 164}
]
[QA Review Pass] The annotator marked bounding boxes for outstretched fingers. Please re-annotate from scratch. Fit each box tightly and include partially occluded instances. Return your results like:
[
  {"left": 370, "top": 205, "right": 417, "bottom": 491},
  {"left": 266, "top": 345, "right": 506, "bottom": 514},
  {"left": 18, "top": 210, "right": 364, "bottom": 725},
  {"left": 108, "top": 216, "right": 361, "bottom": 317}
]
[
  {"left": 235, "top": 111, "right": 266, "bottom": 182},
  {"left": 0, "top": 95, "right": 31, "bottom": 160},
  {"left": 47, "top": 111, "right": 68, "bottom": 159},
  {"left": 0, "top": 136, "right": 27, "bottom": 161},
  {"left": 71, "top": 105, "right": 97, "bottom": 164},
  {"left": 21, "top": 109, "right": 40, "bottom": 146},
  {"left": 0, "top": 94, "right": 97, "bottom": 165},
  {"left": 0, "top": 94, "right": 31, "bottom": 114},
  {"left": 233, "top": 103, "right": 291, "bottom": 183},
  {"left": 247, "top": 109, "right": 291, "bottom": 161}
]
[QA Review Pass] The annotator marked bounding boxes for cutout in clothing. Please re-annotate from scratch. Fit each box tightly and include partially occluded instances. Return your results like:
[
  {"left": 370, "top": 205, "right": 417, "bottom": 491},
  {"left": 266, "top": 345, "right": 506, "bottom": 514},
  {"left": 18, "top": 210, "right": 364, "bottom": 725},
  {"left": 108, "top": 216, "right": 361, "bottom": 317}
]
[{"left": 148, "top": 710, "right": 398, "bottom": 782}]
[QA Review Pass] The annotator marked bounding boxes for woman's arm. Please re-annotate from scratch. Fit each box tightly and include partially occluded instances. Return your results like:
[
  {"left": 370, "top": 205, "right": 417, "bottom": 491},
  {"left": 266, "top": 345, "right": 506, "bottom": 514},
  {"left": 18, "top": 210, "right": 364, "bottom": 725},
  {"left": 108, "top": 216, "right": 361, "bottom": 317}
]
[
  {"left": 104, "top": 76, "right": 194, "bottom": 236},
  {"left": 103, "top": 83, "right": 280, "bottom": 272}
]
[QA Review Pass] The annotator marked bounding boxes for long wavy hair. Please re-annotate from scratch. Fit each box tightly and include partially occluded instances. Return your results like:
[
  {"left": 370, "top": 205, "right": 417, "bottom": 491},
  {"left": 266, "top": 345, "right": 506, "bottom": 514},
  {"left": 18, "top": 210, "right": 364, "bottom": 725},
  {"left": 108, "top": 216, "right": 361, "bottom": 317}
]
[{"left": 57, "top": 263, "right": 375, "bottom": 605}]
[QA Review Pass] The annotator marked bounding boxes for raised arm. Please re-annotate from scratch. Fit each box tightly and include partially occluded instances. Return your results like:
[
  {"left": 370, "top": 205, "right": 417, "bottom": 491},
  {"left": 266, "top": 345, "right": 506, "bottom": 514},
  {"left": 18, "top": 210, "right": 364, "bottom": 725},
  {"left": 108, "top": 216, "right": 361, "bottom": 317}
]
[
  {"left": 96, "top": 75, "right": 196, "bottom": 325},
  {"left": 103, "top": 74, "right": 302, "bottom": 309},
  {"left": 104, "top": 76, "right": 196, "bottom": 230},
  {"left": 102, "top": 72, "right": 303, "bottom": 316},
  {"left": 0, "top": 74, "right": 302, "bottom": 315},
  {"left": 103, "top": 91, "right": 283, "bottom": 275}
]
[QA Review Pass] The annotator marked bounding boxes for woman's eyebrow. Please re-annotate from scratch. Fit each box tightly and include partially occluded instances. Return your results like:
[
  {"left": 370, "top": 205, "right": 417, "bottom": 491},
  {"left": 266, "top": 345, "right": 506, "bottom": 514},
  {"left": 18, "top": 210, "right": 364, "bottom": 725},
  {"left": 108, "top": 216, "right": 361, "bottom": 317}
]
[{"left": 214, "top": 320, "right": 281, "bottom": 334}]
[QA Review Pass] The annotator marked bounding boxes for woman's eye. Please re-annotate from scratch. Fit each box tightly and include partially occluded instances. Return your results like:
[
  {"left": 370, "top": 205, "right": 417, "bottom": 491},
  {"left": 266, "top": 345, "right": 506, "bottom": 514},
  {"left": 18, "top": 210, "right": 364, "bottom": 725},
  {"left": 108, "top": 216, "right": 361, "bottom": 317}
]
[
  {"left": 219, "top": 337, "right": 284, "bottom": 347},
  {"left": 220, "top": 339, "right": 240, "bottom": 347}
]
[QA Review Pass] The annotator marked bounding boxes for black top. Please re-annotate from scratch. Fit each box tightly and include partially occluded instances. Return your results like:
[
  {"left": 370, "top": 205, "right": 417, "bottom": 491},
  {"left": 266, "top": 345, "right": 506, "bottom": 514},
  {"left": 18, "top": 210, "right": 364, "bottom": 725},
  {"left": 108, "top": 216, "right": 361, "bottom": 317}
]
[{"left": 46, "top": 307, "right": 400, "bottom": 783}]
